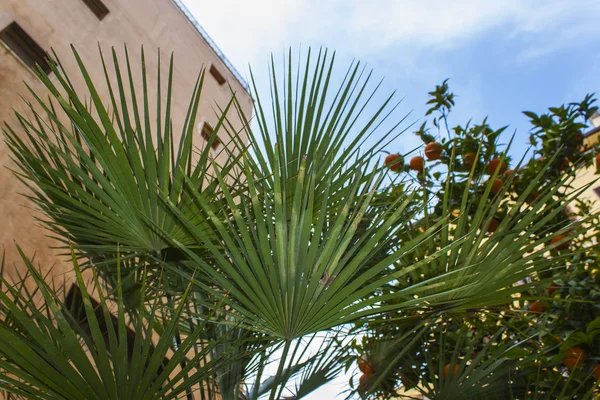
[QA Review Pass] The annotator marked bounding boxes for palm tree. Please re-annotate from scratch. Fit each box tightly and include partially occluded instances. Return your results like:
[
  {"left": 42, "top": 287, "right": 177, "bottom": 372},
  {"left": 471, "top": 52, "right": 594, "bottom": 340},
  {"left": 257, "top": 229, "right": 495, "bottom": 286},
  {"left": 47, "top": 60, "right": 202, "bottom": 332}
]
[{"left": 1, "top": 47, "right": 596, "bottom": 399}]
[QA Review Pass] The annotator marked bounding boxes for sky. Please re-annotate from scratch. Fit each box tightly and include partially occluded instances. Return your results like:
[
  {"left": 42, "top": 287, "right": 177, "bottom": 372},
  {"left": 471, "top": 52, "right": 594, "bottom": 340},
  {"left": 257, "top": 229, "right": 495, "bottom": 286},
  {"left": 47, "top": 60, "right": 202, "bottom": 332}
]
[
  {"left": 183, "top": 0, "right": 600, "bottom": 163},
  {"left": 180, "top": 0, "right": 600, "bottom": 397}
]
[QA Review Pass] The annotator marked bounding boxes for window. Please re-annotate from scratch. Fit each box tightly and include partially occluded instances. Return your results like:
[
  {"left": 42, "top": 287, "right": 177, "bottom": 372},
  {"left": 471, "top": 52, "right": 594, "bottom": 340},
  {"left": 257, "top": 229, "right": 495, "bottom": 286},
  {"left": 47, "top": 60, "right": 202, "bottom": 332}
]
[
  {"left": 65, "top": 284, "right": 169, "bottom": 371},
  {"left": 80, "top": 0, "right": 110, "bottom": 20},
  {"left": 0, "top": 22, "right": 51, "bottom": 74},
  {"left": 200, "top": 122, "right": 221, "bottom": 150},
  {"left": 209, "top": 64, "right": 226, "bottom": 86}
]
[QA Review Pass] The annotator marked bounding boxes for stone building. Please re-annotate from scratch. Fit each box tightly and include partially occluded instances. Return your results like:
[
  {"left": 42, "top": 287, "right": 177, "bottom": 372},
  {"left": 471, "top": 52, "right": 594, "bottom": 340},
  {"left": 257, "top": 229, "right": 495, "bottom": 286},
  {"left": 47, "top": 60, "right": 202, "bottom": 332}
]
[
  {"left": 0, "top": 0, "right": 252, "bottom": 279},
  {"left": 572, "top": 113, "right": 600, "bottom": 204}
]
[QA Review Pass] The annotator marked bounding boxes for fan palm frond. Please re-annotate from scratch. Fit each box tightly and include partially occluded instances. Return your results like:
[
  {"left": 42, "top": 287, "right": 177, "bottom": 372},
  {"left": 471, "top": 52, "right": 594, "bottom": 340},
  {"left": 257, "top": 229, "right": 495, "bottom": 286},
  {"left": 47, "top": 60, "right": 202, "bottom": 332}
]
[
  {"left": 0, "top": 246, "right": 249, "bottom": 400},
  {"left": 3, "top": 47, "right": 245, "bottom": 268}
]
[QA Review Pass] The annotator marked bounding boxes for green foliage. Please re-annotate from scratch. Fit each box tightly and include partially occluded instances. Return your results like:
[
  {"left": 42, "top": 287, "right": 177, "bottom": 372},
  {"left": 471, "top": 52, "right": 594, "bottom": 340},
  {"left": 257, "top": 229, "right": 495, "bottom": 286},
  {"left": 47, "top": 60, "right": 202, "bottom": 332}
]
[
  {"left": 2, "top": 48, "right": 600, "bottom": 399},
  {"left": 358, "top": 81, "right": 600, "bottom": 399},
  {"left": 0, "top": 248, "right": 243, "bottom": 400}
]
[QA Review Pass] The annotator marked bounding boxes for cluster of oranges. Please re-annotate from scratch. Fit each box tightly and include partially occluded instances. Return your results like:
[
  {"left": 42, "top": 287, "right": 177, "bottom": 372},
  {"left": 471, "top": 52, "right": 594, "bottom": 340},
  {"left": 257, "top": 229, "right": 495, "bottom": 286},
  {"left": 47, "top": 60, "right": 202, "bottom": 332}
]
[
  {"left": 383, "top": 142, "right": 443, "bottom": 173},
  {"left": 382, "top": 144, "right": 600, "bottom": 384},
  {"left": 384, "top": 143, "right": 511, "bottom": 196},
  {"left": 385, "top": 146, "right": 578, "bottom": 246}
]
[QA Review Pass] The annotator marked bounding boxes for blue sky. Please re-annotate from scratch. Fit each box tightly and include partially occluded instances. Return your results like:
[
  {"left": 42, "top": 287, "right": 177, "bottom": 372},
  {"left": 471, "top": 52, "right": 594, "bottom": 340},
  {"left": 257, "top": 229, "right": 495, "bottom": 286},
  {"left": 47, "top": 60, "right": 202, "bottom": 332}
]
[
  {"left": 183, "top": 0, "right": 599, "bottom": 163},
  {"left": 181, "top": 1, "right": 600, "bottom": 397}
]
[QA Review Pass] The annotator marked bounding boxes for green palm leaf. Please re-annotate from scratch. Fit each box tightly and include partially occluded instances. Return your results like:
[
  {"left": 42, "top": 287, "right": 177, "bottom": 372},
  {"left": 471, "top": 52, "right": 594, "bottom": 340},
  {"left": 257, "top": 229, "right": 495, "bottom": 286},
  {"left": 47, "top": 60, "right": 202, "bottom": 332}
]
[
  {"left": 3, "top": 47, "right": 244, "bottom": 268},
  {"left": 0, "top": 246, "right": 246, "bottom": 400}
]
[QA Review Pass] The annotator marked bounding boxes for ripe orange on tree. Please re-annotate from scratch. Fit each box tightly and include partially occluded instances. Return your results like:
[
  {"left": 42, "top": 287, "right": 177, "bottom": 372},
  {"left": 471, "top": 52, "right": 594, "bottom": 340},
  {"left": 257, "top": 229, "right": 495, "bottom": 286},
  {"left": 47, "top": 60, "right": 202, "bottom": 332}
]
[
  {"left": 526, "top": 190, "right": 541, "bottom": 204},
  {"left": 489, "top": 177, "right": 503, "bottom": 193},
  {"left": 409, "top": 156, "right": 425, "bottom": 172},
  {"left": 563, "top": 346, "right": 586, "bottom": 369},
  {"left": 486, "top": 158, "right": 508, "bottom": 175},
  {"left": 487, "top": 219, "right": 500, "bottom": 233},
  {"left": 545, "top": 282, "right": 559, "bottom": 296},
  {"left": 529, "top": 301, "right": 545, "bottom": 314},
  {"left": 358, "top": 357, "right": 374, "bottom": 375},
  {"left": 463, "top": 152, "right": 476, "bottom": 168},
  {"left": 593, "top": 364, "right": 600, "bottom": 380},
  {"left": 358, "top": 374, "right": 371, "bottom": 392},
  {"left": 559, "top": 157, "right": 570, "bottom": 171},
  {"left": 424, "top": 142, "right": 443, "bottom": 160},
  {"left": 551, "top": 234, "right": 570, "bottom": 250},
  {"left": 596, "top": 154, "right": 600, "bottom": 168},
  {"left": 443, "top": 363, "right": 459, "bottom": 378},
  {"left": 384, "top": 153, "right": 403, "bottom": 172},
  {"left": 505, "top": 169, "right": 515, "bottom": 177}
]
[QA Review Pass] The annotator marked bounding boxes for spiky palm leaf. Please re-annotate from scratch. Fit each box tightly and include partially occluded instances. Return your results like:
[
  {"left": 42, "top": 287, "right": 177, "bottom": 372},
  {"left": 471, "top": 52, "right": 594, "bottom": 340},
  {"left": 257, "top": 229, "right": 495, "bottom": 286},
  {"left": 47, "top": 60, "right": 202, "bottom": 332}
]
[
  {"left": 0, "top": 247, "right": 247, "bottom": 400},
  {"left": 3, "top": 47, "right": 244, "bottom": 272},
  {"left": 161, "top": 51, "right": 592, "bottom": 340}
]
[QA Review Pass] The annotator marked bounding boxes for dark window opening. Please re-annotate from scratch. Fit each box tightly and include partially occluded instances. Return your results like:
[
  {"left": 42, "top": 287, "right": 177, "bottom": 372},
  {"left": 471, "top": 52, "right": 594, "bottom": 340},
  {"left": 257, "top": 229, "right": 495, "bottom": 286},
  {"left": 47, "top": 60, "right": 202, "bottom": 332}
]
[
  {"left": 594, "top": 186, "right": 600, "bottom": 199},
  {"left": 0, "top": 22, "right": 51, "bottom": 74},
  {"left": 80, "top": 0, "right": 110, "bottom": 20},
  {"left": 209, "top": 64, "right": 226, "bottom": 86},
  {"left": 65, "top": 284, "right": 169, "bottom": 372},
  {"left": 201, "top": 122, "right": 221, "bottom": 150}
]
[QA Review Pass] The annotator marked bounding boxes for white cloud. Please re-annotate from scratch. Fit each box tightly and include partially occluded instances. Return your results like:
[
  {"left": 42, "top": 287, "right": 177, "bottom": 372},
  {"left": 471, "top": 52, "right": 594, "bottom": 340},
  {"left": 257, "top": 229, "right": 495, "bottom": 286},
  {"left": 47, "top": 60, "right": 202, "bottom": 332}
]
[
  {"left": 181, "top": 0, "right": 304, "bottom": 72},
  {"left": 182, "top": 0, "right": 600, "bottom": 71}
]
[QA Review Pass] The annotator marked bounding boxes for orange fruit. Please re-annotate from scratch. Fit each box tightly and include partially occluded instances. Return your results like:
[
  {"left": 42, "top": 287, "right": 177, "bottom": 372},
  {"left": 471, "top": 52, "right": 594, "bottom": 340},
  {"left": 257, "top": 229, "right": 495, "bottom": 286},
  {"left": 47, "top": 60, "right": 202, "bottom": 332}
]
[
  {"left": 358, "top": 358, "right": 374, "bottom": 375},
  {"left": 559, "top": 157, "right": 570, "bottom": 171},
  {"left": 545, "top": 282, "right": 559, "bottom": 296},
  {"left": 443, "top": 364, "right": 459, "bottom": 378},
  {"left": 463, "top": 152, "right": 476, "bottom": 168},
  {"left": 487, "top": 158, "right": 508, "bottom": 175},
  {"left": 529, "top": 301, "right": 545, "bottom": 314},
  {"left": 505, "top": 169, "right": 515, "bottom": 177},
  {"left": 593, "top": 364, "right": 600, "bottom": 380},
  {"left": 526, "top": 190, "right": 540, "bottom": 204},
  {"left": 358, "top": 373, "right": 371, "bottom": 392},
  {"left": 424, "top": 142, "right": 443, "bottom": 160},
  {"left": 489, "top": 178, "right": 503, "bottom": 193},
  {"left": 384, "top": 153, "right": 403, "bottom": 172},
  {"left": 487, "top": 219, "right": 500, "bottom": 233},
  {"left": 551, "top": 234, "right": 570, "bottom": 250},
  {"left": 563, "top": 347, "right": 586, "bottom": 369},
  {"left": 575, "top": 132, "right": 584, "bottom": 143},
  {"left": 596, "top": 154, "right": 600, "bottom": 168},
  {"left": 409, "top": 156, "right": 425, "bottom": 172}
]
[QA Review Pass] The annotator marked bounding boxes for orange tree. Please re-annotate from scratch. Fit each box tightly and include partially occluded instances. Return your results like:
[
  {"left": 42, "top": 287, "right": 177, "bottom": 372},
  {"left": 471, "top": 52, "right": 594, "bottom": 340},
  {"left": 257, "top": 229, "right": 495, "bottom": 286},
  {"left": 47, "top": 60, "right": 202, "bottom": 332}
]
[{"left": 354, "top": 82, "right": 600, "bottom": 399}]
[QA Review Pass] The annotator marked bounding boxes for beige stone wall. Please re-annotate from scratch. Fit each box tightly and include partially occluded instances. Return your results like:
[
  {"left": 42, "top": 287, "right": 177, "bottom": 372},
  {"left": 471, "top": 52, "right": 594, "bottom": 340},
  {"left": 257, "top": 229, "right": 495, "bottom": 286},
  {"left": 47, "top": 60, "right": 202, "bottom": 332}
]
[
  {"left": 0, "top": 0, "right": 253, "bottom": 281},
  {"left": 572, "top": 133, "right": 600, "bottom": 208},
  {"left": 572, "top": 165, "right": 600, "bottom": 207}
]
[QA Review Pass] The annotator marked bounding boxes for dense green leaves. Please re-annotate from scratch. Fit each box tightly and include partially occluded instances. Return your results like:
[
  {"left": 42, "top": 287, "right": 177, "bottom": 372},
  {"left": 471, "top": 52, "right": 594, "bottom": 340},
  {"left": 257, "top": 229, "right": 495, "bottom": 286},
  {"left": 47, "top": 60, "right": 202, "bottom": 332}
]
[
  {"left": 3, "top": 47, "right": 600, "bottom": 399},
  {"left": 0, "top": 248, "right": 244, "bottom": 400}
]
